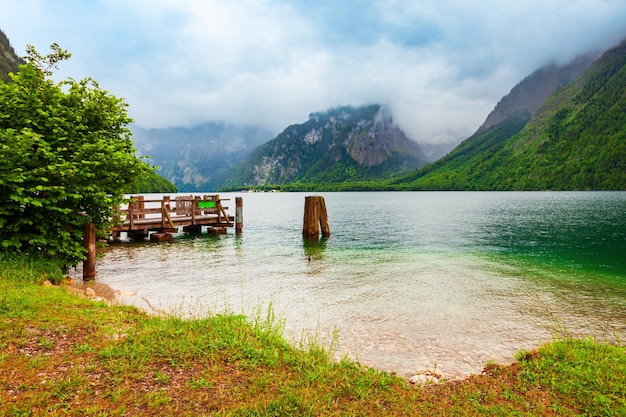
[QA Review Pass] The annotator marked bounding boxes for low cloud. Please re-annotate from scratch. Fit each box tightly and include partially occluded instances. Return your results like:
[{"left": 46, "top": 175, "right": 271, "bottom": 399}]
[{"left": 2, "top": 0, "right": 626, "bottom": 144}]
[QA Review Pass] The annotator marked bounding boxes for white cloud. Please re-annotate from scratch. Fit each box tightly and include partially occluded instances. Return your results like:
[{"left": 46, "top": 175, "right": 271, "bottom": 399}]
[{"left": 2, "top": 0, "right": 626, "bottom": 144}]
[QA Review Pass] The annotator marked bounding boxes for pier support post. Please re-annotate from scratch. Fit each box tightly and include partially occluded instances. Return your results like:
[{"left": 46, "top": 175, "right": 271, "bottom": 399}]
[
  {"left": 83, "top": 223, "right": 96, "bottom": 281},
  {"left": 303, "top": 196, "right": 330, "bottom": 237},
  {"left": 236, "top": 197, "right": 243, "bottom": 234},
  {"left": 150, "top": 232, "right": 174, "bottom": 243},
  {"left": 183, "top": 225, "right": 202, "bottom": 233}
]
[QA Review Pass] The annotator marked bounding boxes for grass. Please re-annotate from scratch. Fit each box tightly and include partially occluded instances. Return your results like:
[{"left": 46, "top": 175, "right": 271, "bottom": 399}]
[{"left": 0, "top": 254, "right": 624, "bottom": 416}]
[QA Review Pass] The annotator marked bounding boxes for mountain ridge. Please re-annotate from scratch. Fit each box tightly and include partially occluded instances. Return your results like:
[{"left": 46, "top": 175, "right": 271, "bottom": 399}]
[
  {"left": 477, "top": 54, "right": 596, "bottom": 133},
  {"left": 389, "top": 39, "right": 626, "bottom": 191},
  {"left": 223, "top": 104, "right": 430, "bottom": 188},
  {"left": 4, "top": 27, "right": 622, "bottom": 192}
]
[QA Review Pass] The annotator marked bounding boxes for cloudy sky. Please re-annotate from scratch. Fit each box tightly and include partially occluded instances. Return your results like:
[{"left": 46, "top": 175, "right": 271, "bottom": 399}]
[{"left": 2, "top": 1, "right": 626, "bottom": 144}]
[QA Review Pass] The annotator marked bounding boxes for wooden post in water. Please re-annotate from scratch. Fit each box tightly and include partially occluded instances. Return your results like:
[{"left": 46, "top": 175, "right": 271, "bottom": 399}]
[
  {"left": 303, "top": 196, "right": 319, "bottom": 236},
  {"left": 318, "top": 196, "right": 330, "bottom": 237},
  {"left": 236, "top": 197, "right": 243, "bottom": 234},
  {"left": 83, "top": 223, "right": 96, "bottom": 281},
  {"left": 303, "top": 196, "right": 330, "bottom": 237}
]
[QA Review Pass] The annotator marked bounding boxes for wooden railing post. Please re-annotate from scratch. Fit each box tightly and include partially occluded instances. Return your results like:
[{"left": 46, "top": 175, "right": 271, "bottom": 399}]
[
  {"left": 161, "top": 198, "right": 166, "bottom": 228},
  {"left": 192, "top": 196, "right": 200, "bottom": 224},
  {"left": 137, "top": 195, "right": 145, "bottom": 219},
  {"left": 83, "top": 223, "right": 96, "bottom": 281},
  {"left": 161, "top": 196, "right": 174, "bottom": 228},
  {"left": 128, "top": 198, "right": 135, "bottom": 230},
  {"left": 215, "top": 194, "right": 222, "bottom": 223}
]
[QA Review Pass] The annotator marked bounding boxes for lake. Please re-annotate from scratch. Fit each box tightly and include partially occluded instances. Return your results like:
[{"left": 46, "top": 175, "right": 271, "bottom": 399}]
[{"left": 79, "top": 191, "right": 626, "bottom": 379}]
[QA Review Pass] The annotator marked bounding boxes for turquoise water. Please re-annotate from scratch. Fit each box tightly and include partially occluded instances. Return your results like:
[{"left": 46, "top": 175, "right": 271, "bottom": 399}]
[{"left": 84, "top": 192, "right": 626, "bottom": 378}]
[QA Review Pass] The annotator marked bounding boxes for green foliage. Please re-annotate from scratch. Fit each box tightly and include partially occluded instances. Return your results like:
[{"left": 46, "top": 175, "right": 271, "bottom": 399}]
[
  {"left": 24, "top": 42, "right": 72, "bottom": 76},
  {"left": 0, "top": 253, "right": 64, "bottom": 285},
  {"left": 0, "top": 45, "right": 149, "bottom": 269}
]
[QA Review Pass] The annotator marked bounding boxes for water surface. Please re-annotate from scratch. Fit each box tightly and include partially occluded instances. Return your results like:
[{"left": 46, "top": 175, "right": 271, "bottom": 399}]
[{"left": 81, "top": 192, "right": 626, "bottom": 378}]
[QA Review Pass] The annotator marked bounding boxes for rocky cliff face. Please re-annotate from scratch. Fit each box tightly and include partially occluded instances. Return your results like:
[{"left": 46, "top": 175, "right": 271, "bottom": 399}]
[
  {"left": 0, "top": 30, "right": 24, "bottom": 82},
  {"left": 226, "top": 104, "right": 429, "bottom": 186},
  {"left": 343, "top": 111, "right": 423, "bottom": 167}
]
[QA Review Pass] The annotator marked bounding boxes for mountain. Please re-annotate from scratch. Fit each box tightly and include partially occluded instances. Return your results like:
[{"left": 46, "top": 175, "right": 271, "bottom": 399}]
[
  {"left": 223, "top": 104, "right": 430, "bottom": 188},
  {"left": 389, "top": 41, "right": 626, "bottom": 191},
  {"left": 477, "top": 54, "right": 596, "bottom": 133},
  {"left": 132, "top": 123, "right": 273, "bottom": 192},
  {"left": 0, "top": 29, "right": 24, "bottom": 83},
  {"left": 412, "top": 56, "right": 596, "bottom": 165}
]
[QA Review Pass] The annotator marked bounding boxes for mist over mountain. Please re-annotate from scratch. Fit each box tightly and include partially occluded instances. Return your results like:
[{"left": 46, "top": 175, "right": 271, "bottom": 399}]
[
  {"left": 389, "top": 39, "right": 626, "bottom": 191},
  {"left": 132, "top": 123, "right": 273, "bottom": 192},
  {"left": 223, "top": 104, "right": 430, "bottom": 188},
  {"left": 477, "top": 53, "right": 597, "bottom": 133}
]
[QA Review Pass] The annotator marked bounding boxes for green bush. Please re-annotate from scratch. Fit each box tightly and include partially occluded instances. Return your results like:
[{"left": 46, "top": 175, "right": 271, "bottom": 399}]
[{"left": 0, "top": 44, "right": 149, "bottom": 270}]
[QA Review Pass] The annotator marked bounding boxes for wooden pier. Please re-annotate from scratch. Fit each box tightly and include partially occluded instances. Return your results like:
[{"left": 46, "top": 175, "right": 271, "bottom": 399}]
[
  {"left": 83, "top": 195, "right": 240, "bottom": 280},
  {"left": 110, "top": 194, "right": 237, "bottom": 241}
]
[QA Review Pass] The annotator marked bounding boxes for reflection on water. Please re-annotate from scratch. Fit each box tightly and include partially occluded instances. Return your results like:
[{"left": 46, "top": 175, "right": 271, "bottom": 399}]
[{"left": 77, "top": 192, "right": 626, "bottom": 379}]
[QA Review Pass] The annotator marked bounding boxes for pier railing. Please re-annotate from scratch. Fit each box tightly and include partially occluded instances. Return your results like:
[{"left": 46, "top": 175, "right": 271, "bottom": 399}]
[
  {"left": 113, "top": 194, "right": 234, "bottom": 234},
  {"left": 83, "top": 195, "right": 241, "bottom": 280}
]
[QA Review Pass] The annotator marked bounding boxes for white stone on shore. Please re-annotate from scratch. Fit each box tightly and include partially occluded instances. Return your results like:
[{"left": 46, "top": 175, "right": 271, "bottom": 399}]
[{"left": 408, "top": 371, "right": 442, "bottom": 385}]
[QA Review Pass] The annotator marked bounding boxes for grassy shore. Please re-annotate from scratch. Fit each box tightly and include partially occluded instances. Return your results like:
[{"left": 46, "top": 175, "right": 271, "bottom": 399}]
[{"left": 1, "top": 256, "right": 624, "bottom": 416}]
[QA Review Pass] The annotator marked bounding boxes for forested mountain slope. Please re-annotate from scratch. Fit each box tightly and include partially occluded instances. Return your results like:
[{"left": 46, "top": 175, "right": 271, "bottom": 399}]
[
  {"left": 224, "top": 104, "right": 429, "bottom": 187},
  {"left": 477, "top": 54, "right": 595, "bottom": 133},
  {"left": 391, "top": 40, "right": 626, "bottom": 191}
]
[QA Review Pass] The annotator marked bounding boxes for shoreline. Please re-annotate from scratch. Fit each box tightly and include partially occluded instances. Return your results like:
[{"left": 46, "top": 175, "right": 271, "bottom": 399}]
[
  {"left": 64, "top": 273, "right": 512, "bottom": 384},
  {"left": 3, "top": 261, "right": 623, "bottom": 415},
  {"left": 67, "top": 266, "right": 165, "bottom": 315}
]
